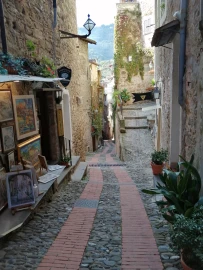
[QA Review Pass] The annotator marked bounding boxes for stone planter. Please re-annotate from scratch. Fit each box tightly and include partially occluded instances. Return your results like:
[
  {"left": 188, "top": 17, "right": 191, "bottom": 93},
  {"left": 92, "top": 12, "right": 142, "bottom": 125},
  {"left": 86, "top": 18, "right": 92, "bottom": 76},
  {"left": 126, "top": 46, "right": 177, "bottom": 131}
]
[{"left": 151, "top": 162, "right": 164, "bottom": 175}]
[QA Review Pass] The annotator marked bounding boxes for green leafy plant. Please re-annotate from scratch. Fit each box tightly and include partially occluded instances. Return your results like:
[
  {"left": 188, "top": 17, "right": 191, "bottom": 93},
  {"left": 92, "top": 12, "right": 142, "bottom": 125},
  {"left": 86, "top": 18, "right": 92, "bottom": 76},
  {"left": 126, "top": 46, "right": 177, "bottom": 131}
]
[
  {"left": 151, "top": 78, "right": 155, "bottom": 86},
  {"left": 160, "top": 2, "right": 165, "bottom": 13},
  {"left": 170, "top": 206, "right": 203, "bottom": 269},
  {"left": 142, "top": 155, "right": 203, "bottom": 223},
  {"left": 60, "top": 155, "right": 71, "bottom": 163},
  {"left": 26, "top": 40, "right": 36, "bottom": 52},
  {"left": 92, "top": 112, "right": 103, "bottom": 137},
  {"left": 113, "top": 89, "right": 131, "bottom": 104},
  {"left": 26, "top": 40, "right": 37, "bottom": 59},
  {"left": 151, "top": 148, "right": 168, "bottom": 165},
  {"left": 120, "top": 89, "right": 131, "bottom": 103},
  {"left": 38, "top": 56, "right": 56, "bottom": 77},
  {"left": 114, "top": 6, "right": 148, "bottom": 86}
]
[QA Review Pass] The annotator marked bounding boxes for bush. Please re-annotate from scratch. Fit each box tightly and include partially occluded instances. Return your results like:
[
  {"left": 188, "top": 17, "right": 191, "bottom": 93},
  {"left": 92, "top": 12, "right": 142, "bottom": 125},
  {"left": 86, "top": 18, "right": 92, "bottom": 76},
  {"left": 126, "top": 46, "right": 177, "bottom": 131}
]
[{"left": 170, "top": 206, "right": 203, "bottom": 269}]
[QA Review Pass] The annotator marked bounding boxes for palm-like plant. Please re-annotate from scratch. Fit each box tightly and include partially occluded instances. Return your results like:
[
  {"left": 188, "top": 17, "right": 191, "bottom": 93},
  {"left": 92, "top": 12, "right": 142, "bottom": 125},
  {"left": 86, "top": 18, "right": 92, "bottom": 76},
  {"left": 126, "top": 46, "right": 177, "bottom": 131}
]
[{"left": 142, "top": 155, "right": 203, "bottom": 223}]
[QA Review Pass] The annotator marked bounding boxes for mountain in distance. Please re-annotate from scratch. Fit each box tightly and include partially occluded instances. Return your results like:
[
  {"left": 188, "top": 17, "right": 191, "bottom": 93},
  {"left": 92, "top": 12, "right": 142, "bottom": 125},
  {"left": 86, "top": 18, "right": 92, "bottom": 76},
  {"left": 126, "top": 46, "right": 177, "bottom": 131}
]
[{"left": 78, "top": 24, "right": 114, "bottom": 61}]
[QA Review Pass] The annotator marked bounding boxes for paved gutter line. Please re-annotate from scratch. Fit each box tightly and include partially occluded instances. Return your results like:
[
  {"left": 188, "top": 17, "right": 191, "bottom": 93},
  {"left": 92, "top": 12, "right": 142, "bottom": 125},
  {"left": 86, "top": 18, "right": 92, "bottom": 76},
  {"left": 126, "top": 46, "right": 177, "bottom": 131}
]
[
  {"left": 112, "top": 167, "right": 163, "bottom": 270},
  {"left": 37, "top": 167, "right": 103, "bottom": 270}
]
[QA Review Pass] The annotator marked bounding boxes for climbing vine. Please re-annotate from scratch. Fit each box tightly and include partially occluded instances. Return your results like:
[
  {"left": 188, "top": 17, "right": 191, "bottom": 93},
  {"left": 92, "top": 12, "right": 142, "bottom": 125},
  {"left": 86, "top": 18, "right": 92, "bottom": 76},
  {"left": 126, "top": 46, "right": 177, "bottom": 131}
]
[{"left": 114, "top": 5, "right": 151, "bottom": 87}]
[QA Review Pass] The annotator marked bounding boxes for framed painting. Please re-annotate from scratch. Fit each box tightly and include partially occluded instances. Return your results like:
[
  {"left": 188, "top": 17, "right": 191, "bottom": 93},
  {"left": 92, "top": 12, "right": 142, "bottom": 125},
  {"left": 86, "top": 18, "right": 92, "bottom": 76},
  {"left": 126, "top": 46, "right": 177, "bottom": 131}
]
[
  {"left": 0, "top": 167, "right": 7, "bottom": 211},
  {"left": 7, "top": 151, "right": 15, "bottom": 171},
  {"left": 0, "top": 90, "right": 13, "bottom": 122},
  {"left": 1, "top": 124, "right": 15, "bottom": 153},
  {"left": 6, "top": 170, "right": 35, "bottom": 209},
  {"left": 17, "top": 135, "right": 41, "bottom": 167},
  {"left": 13, "top": 95, "right": 38, "bottom": 140}
]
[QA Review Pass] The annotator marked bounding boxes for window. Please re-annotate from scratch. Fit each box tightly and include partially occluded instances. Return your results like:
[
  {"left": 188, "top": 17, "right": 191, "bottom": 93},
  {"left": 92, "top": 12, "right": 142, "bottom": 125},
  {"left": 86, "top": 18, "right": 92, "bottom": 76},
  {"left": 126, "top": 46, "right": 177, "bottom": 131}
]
[{"left": 144, "top": 18, "right": 152, "bottom": 35}]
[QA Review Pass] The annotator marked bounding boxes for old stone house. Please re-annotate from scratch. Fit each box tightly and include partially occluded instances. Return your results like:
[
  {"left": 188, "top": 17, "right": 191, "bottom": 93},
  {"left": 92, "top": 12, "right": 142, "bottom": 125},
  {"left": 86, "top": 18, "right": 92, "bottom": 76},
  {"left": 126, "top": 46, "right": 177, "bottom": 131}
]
[
  {"left": 0, "top": 0, "right": 94, "bottom": 162},
  {"left": 152, "top": 0, "right": 203, "bottom": 187},
  {"left": 89, "top": 60, "right": 104, "bottom": 151},
  {"left": 114, "top": 0, "right": 154, "bottom": 103}
]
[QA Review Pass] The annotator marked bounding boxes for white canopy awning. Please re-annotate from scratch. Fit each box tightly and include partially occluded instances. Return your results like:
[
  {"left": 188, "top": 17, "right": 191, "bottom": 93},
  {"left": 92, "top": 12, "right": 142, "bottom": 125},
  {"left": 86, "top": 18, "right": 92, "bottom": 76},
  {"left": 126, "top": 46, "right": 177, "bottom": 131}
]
[{"left": 0, "top": 75, "right": 66, "bottom": 83}]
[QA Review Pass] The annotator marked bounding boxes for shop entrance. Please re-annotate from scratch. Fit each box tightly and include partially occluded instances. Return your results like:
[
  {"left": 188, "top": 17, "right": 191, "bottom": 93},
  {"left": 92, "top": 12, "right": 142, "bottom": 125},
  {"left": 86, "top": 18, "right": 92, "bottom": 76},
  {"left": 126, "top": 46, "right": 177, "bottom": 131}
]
[{"left": 36, "top": 91, "right": 60, "bottom": 163}]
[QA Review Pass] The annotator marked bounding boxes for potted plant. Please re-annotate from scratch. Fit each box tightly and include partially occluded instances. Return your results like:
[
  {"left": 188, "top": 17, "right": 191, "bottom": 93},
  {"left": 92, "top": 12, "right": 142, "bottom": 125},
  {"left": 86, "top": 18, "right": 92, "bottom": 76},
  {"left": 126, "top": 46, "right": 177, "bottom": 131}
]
[
  {"left": 170, "top": 206, "right": 203, "bottom": 270},
  {"left": 151, "top": 148, "right": 168, "bottom": 175},
  {"left": 142, "top": 155, "right": 203, "bottom": 224},
  {"left": 59, "top": 155, "right": 71, "bottom": 167},
  {"left": 113, "top": 89, "right": 131, "bottom": 105},
  {"left": 120, "top": 88, "right": 131, "bottom": 103}
]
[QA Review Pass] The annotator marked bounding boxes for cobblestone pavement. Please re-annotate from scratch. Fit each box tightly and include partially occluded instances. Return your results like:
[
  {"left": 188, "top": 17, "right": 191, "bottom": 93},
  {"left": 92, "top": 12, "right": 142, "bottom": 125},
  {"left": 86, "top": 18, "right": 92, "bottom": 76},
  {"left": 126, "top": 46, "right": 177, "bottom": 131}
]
[
  {"left": 122, "top": 105, "right": 182, "bottom": 270},
  {"left": 0, "top": 112, "right": 181, "bottom": 269}
]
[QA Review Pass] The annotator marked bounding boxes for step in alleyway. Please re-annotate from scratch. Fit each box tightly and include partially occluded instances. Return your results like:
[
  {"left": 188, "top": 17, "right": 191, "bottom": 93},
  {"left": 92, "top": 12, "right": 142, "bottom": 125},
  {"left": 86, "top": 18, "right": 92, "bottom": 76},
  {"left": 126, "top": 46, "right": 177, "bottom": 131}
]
[{"left": 0, "top": 123, "right": 181, "bottom": 270}]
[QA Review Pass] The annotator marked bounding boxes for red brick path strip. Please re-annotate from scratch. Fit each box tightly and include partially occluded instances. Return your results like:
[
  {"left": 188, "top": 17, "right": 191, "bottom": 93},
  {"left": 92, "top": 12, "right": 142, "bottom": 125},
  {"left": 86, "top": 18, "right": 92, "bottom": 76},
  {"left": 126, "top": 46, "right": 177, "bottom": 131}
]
[
  {"left": 106, "top": 153, "right": 116, "bottom": 164},
  {"left": 37, "top": 168, "right": 103, "bottom": 270},
  {"left": 112, "top": 167, "right": 163, "bottom": 270}
]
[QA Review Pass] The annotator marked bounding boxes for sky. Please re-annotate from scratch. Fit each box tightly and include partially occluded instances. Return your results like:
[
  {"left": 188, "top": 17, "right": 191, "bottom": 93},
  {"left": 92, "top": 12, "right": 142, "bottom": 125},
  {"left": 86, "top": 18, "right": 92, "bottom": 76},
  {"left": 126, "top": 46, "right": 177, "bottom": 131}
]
[{"left": 76, "top": 0, "right": 119, "bottom": 27}]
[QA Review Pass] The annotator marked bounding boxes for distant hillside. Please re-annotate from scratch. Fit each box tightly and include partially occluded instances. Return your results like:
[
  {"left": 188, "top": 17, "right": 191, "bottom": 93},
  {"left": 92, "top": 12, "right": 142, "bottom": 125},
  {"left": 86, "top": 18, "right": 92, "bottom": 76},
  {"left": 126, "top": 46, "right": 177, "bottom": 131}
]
[{"left": 78, "top": 24, "right": 114, "bottom": 61}]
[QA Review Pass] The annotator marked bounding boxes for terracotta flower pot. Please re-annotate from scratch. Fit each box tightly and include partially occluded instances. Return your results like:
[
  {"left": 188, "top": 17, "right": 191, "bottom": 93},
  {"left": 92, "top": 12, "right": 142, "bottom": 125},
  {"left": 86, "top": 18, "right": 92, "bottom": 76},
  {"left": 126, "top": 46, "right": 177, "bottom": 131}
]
[
  {"left": 181, "top": 254, "right": 193, "bottom": 270},
  {"left": 151, "top": 162, "right": 164, "bottom": 175},
  {"left": 59, "top": 161, "right": 70, "bottom": 168}
]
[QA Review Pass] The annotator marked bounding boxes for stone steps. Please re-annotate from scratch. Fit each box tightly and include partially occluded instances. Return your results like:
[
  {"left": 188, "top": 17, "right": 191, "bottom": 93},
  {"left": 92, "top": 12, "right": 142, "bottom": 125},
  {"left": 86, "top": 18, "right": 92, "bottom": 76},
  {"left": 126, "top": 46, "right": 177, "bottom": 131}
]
[
  {"left": 125, "top": 126, "right": 148, "bottom": 129},
  {"left": 71, "top": 162, "right": 88, "bottom": 181},
  {"left": 125, "top": 116, "right": 147, "bottom": 119}
]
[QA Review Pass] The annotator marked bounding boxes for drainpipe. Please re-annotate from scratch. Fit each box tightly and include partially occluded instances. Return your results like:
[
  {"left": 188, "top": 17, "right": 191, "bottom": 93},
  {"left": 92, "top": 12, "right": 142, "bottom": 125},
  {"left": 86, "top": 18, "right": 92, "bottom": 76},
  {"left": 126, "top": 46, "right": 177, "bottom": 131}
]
[
  {"left": 178, "top": 0, "right": 188, "bottom": 106},
  {"left": 53, "top": 0, "right": 57, "bottom": 28},
  {"left": 199, "top": 0, "right": 203, "bottom": 37},
  {"left": 0, "top": 0, "right": 7, "bottom": 54}
]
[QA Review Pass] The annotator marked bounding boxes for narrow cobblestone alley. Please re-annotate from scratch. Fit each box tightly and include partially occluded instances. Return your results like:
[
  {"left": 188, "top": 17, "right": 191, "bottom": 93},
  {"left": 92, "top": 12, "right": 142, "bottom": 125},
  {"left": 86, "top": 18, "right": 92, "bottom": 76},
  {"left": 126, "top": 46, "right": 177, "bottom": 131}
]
[{"left": 0, "top": 114, "right": 182, "bottom": 270}]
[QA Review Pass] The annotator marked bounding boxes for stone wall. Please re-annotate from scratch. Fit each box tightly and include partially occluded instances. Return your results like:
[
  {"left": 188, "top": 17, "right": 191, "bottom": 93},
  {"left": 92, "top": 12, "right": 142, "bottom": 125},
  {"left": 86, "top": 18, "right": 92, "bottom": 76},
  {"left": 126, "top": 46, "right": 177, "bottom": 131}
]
[
  {"left": 115, "top": 1, "right": 154, "bottom": 102},
  {"left": 0, "top": 0, "right": 93, "bottom": 160},
  {"left": 154, "top": 0, "right": 203, "bottom": 182}
]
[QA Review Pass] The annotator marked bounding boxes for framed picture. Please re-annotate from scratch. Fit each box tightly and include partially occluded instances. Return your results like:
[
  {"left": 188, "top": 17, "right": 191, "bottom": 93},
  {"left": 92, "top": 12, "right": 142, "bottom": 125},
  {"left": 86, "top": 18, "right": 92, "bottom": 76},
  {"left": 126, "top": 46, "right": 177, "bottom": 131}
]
[
  {"left": 0, "top": 90, "right": 13, "bottom": 122},
  {"left": 6, "top": 170, "right": 35, "bottom": 209},
  {"left": 7, "top": 151, "right": 15, "bottom": 171},
  {"left": 1, "top": 124, "right": 15, "bottom": 153},
  {"left": 13, "top": 95, "right": 38, "bottom": 140},
  {"left": 0, "top": 167, "right": 7, "bottom": 211},
  {"left": 17, "top": 135, "right": 41, "bottom": 167}
]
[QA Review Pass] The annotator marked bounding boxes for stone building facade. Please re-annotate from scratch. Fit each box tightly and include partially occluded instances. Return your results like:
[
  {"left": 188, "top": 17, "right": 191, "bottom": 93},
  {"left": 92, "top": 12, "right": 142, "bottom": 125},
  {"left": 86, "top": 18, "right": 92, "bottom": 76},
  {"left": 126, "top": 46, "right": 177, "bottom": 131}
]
[
  {"left": 153, "top": 0, "right": 203, "bottom": 184},
  {"left": 0, "top": 0, "right": 93, "bottom": 160},
  {"left": 89, "top": 60, "right": 104, "bottom": 151},
  {"left": 114, "top": 0, "right": 154, "bottom": 102}
]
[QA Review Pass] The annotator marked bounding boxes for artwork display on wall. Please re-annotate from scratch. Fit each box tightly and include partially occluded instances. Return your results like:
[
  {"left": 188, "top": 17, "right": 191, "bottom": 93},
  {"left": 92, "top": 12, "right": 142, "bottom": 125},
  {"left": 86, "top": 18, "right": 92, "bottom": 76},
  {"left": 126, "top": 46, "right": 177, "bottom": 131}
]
[
  {"left": 0, "top": 167, "right": 7, "bottom": 211},
  {"left": 13, "top": 95, "right": 38, "bottom": 140},
  {"left": 17, "top": 135, "right": 41, "bottom": 167},
  {"left": 6, "top": 170, "right": 35, "bottom": 209},
  {"left": 1, "top": 124, "right": 15, "bottom": 153},
  {"left": 0, "top": 90, "right": 13, "bottom": 122},
  {"left": 7, "top": 151, "right": 15, "bottom": 171}
]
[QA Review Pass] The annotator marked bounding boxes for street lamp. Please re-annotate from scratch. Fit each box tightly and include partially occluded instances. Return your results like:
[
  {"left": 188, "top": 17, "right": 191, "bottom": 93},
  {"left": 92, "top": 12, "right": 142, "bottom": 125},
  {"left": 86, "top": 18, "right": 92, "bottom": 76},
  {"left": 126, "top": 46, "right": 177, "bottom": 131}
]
[{"left": 60, "top": 14, "right": 96, "bottom": 39}]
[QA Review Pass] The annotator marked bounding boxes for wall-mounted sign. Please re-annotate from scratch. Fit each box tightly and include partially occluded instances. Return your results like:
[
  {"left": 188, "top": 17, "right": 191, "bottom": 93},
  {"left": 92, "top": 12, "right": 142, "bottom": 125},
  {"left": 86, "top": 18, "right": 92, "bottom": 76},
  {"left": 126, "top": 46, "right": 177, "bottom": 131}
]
[{"left": 57, "top": 66, "right": 72, "bottom": 87}]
